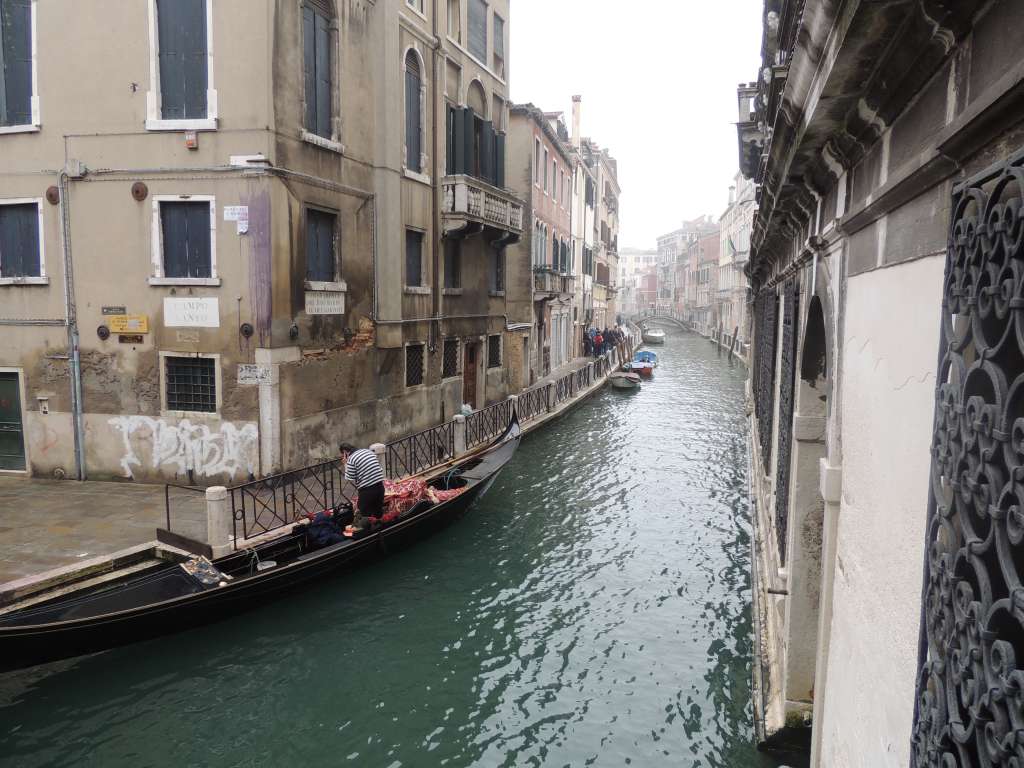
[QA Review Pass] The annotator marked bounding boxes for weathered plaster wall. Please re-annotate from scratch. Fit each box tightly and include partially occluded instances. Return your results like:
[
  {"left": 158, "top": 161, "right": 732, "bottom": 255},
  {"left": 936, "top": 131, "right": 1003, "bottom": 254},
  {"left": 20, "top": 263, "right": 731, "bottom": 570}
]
[{"left": 818, "top": 254, "right": 943, "bottom": 767}]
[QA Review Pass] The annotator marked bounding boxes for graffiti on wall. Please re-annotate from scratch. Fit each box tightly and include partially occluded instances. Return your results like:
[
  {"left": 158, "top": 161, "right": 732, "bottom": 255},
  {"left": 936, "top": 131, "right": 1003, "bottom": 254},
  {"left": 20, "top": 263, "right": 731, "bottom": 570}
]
[{"left": 108, "top": 416, "right": 259, "bottom": 479}]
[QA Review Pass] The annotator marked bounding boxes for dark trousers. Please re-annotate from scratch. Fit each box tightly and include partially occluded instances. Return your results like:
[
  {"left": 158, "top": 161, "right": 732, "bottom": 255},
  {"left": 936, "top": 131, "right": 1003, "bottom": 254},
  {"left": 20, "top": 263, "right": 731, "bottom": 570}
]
[{"left": 355, "top": 481, "right": 386, "bottom": 526}]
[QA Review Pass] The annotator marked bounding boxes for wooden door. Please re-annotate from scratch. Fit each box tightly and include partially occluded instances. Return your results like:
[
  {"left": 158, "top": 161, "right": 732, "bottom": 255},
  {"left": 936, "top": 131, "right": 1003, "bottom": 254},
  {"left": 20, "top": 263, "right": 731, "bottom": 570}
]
[
  {"left": 0, "top": 373, "right": 26, "bottom": 471},
  {"left": 463, "top": 343, "right": 478, "bottom": 409}
]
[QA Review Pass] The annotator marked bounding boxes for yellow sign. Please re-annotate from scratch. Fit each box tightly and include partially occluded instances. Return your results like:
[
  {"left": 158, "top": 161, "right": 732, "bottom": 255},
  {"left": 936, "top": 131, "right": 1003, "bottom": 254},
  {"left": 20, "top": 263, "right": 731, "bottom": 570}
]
[{"left": 108, "top": 314, "right": 149, "bottom": 334}]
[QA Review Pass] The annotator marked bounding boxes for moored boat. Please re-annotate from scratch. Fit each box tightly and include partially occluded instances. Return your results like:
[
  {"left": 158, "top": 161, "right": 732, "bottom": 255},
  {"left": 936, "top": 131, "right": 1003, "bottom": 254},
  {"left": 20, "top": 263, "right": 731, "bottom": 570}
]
[
  {"left": 642, "top": 328, "right": 666, "bottom": 344},
  {"left": 0, "top": 418, "right": 522, "bottom": 672},
  {"left": 609, "top": 371, "right": 642, "bottom": 390}
]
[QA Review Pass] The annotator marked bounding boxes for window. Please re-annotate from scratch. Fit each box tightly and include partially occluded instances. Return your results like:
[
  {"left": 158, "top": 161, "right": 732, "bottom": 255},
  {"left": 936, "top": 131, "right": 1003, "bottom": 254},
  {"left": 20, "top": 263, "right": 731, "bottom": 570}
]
[
  {"left": 468, "top": 0, "right": 487, "bottom": 63},
  {"left": 405, "top": 50, "right": 423, "bottom": 173},
  {"left": 444, "top": 238, "right": 461, "bottom": 289},
  {"left": 490, "top": 248, "right": 504, "bottom": 292},
  {"left": 157, "top": 199, "right": 214, "bottom": 281},
  {"left": 303, "top": 1, "right": 333, "bottom": 140},
  {"left": 534, "top": 139, "right": 541, "bottom": 186},
  {"left": 306, "top": 208, "right": 337, "bottom": 282},
  {"left": 165, "top": 355, "right": 217, "bottom": 413},
  {"left": 0, "top": 0, "right": 35, "bottom": 130},
  {"left": 405, "top": 229, "right": 424, "bottom": 287},
  {"left": 442, "top": 338, "right": 459, "bottom": 378},
  {"left": 406, "top": 0, "right": 424, "bottom": 12},
  {"left": 553, "top": 164, "right": 558, "bottom": 203},
  {"left": 0, "top": 200, "right": 41, "bottom": 280},
  {"left": 543, "top": 148, "right": 549, "bottom": 192},
  {"left": 447, "top": 0, "right": 460, "bottom": 41},
  {"left": 487, "top": 334, "right": 501, "bottom": 369},
  {"left": 492, "top": 14, "right": 504, "bottom": 76},
  {"left": 149, "top": 0, "right": 215, "bottom": 129},
  {"left": 406, "top": 343, "right": 425, "bottom": 387}
]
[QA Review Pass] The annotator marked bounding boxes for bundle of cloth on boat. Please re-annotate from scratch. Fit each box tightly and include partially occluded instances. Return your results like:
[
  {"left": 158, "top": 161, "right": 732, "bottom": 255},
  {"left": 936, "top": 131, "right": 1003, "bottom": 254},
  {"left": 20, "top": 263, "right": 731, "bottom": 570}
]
[
  {"left": 306, "top": 509, "right": 349, "bottom": 546},
  {"left": 351, "top": 478, "right": 467, "bottom": 523}
]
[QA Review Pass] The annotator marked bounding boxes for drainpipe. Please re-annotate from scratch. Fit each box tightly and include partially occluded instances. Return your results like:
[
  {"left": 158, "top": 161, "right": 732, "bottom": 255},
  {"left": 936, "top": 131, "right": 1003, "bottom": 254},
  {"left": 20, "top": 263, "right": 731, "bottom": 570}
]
[{"left": 58, "top": 171, "right": 86, "bottom": 481}]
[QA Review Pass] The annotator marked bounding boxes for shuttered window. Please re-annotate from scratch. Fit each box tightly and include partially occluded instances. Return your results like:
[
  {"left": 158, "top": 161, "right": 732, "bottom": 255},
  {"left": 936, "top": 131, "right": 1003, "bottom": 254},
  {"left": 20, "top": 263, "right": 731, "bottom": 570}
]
[
  {"left": 445, "top": 104, "right": 501, "bottom": 185},
  {"left": 493, "top": 14, "right": 504, "bottom": 59},
  {"left": 468, "top": 0, "right": 487, "bottom": 62},
  {"left": 303, "top": 2, "right": 333, "bottom": 139},
  {"left": 444, "top": 238, "right": 461, "bottom": 289},
  {"left": 306, "top": 208, "right": 337, "bottom": 282},
  {"left": 160, "top": 201, "right": 212, "bottom": 279},
  {"left": 490, "top": 248, "right": 504, "bottom": 292},
  {"left": 156, "top": 0, "right": 208, "bottom": 120},
  {"left": 406, "top": 229, "right": 423, "bottom": 287},
  {"left": 0, "top": 0, "right": 32, "bottom": 127},
  {"left": 0, "top": 202, "right": 39, "bottom": 277},
  {"left": 405, "top": 51, "right": 422, "bottom": 172}
]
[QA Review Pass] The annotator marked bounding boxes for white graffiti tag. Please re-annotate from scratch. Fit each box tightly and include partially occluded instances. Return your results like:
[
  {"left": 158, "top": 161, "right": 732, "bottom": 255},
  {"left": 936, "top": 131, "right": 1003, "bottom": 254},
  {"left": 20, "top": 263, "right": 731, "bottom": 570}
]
[{"left": 108, "top": 416, "right": 259, "bottom": 479}]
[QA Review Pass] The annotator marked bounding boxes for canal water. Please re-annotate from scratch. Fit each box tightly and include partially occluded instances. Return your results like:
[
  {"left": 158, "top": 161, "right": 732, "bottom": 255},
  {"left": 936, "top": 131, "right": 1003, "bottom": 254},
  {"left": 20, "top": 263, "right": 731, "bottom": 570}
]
[{"left": 0, "top": 331, "right": 799, "bottom": 768}]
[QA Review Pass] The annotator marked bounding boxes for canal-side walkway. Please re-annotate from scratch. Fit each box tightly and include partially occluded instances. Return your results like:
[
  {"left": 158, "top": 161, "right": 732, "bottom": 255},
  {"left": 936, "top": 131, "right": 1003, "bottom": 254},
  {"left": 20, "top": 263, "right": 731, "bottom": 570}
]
[{"left": 0, "top": 342, "right": 636, "bottom": 587}]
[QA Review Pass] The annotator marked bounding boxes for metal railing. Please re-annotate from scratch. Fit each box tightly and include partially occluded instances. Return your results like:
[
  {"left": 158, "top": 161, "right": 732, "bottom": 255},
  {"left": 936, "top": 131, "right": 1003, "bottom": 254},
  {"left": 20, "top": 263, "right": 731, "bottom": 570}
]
[
  {"left": 466, "top": 399, "right": 513, "bottom": 449},
  {"left": 554, "top": 371, "right": 574, "bottom": 405},
  {"left": 230, "top": 459, "right": 355, "bottom": 542},
  {"left": 518, "top": 384, "right": 549, "bottom": 422},
  {"left": 385, "top": 421, "right": 456, "bottom": 479}
]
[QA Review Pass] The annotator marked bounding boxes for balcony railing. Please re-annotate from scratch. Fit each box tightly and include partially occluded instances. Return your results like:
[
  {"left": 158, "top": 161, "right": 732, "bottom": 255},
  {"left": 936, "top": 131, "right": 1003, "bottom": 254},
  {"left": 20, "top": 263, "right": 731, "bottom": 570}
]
[
  {"left": 443, "top": 174, "right": 524, "bottom": 233},
  {"left": 533, "top": 268, "right": 575, "bottom": 296}
]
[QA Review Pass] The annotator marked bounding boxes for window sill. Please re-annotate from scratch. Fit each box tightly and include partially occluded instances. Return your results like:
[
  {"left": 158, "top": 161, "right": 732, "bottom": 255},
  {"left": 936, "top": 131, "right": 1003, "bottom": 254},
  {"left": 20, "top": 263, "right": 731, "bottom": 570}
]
[
  {"left": 160, "top": 409, "right": 220, "bottom": 420},
  {"left": 488, "top": 290, "right": 505, "bottom": 298},
  {"left": 403, "top": 168, "right": 431, "bottom": 185},
  {"left": 442, "top": 288, "right": 463, "bottom": 296},
  {"left": 305, "top": 279, "right": 347, "bottom": 292},
  {"left": 0, "top": 276, "right": 48, "bottom": 286},
  {"left": 403, "top": 3, "right": 428, "bottom": 23},
  {"left": 302, "top": 131, "right": 345, "bottom": 154},
  {"left": 404, "top": 286, "right": 431, "bottom": 295},
  {"left": 0, "top": 123, "right": 40, "bottom": 136},
  {"left": 146, "top": 118, "right": 218, "bottom": 132},
  {"left": 149, "top": 277, "right": 222, "bottom": 287}
]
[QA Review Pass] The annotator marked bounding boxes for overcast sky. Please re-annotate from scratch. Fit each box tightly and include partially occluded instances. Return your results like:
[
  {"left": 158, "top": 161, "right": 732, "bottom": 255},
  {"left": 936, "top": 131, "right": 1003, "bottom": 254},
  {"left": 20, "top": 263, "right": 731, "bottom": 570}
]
[{"left": 509, "top": 0, "right": 763, "bottom": 250}]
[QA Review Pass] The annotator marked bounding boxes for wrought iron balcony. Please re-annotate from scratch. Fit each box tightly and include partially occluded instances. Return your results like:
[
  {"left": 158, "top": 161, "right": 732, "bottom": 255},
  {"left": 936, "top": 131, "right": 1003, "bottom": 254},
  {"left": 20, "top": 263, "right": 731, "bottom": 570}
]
[
  {"left": 442, "top": 175, "right": 524, "bottom": 236},
  {"left": 533, "top": 267, "right": 575, "bottom": 298}
]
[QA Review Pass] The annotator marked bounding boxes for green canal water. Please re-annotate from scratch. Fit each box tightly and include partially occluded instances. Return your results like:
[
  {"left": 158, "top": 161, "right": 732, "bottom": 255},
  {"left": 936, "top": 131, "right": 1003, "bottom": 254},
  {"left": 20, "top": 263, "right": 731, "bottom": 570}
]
[{"left": 0, "top": 332, "right": 800, "bottom": 768}]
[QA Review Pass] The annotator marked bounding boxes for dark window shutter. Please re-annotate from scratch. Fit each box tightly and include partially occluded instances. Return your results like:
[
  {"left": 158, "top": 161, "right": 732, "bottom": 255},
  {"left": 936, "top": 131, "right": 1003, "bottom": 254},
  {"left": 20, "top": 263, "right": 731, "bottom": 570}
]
[
  {"left": 480, "top": 121, "right": 494, "bottom": 184},
  {"left": 405, "top": 53, "right": 421, "bottom": 172},
  {"left": 306, "top": 209, "right": 336, "bottom": 282},
  {"left": 494, "top": 132, "right": 505, "bottom": 189},
  {"left": 302, "top": 7, "right": 316, "bottom": 132},
  {"left": 157, "top": 0, "right": 208, "bottom": 120},
  {"left": 462, "top": 108, "right": 475, "bottom": 177},
  {"left": 452, "top": 105, "right": 467, "bottom": 174},
  {"left": 468, "top": 0, "right": 487, "bottom": 61},
  {"left": 0, "top": 203, "right": 39, "bottom": 277},
  {"left": 161, "top": 201, "right": 211, "bottom": 278},
  {"left": 0, "top": 0, "right": 33, "bottom": 127},
  {"left": 493, "top": 15, "right": 504, "bottom": 58},
  {"left": 405, "top": 230, "right": 423, "bottom": 287},
  {"left": 314, "top": 11, "right": 331, "bottom": 138},
  {"left": 444, "top": 238, "right": 460, "bottom": 289}
]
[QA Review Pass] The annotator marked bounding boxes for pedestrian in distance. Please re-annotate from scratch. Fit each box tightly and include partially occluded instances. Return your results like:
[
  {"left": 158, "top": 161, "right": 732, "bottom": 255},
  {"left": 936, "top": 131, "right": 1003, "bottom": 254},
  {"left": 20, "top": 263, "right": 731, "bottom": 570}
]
[
  {"left": 593, "top": 330, "right": 604, "bottom": 357},
  {"left": 339, "top": 442, "right": 386, "bottom": 532},
  {"left": 583, "top": 333, "right": 593, "bottom": 358}
]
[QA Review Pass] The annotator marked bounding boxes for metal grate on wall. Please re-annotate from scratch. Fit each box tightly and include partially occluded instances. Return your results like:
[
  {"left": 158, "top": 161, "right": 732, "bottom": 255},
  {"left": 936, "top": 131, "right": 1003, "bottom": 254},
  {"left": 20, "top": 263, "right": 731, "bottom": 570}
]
[
  {"left": 752, "top": 289, "right": 779, "bottom": 475},
  {"left": 405, "top": 344, "right": 425, "bottom": 387},
  {"left": 487, "top": 335, "right": 501, "bottom": 369},
  {"left": 166, "top": 356, "right": 216, "bottom": 413},
  {"left": 774, "top": 279, "right": 799, "bottom": 565},
  {"left": 911, "top": 149, "right": 1024, "bottom": 765},
  {"left": 442, "top": 338, "right": 459, "bottom": 379}
]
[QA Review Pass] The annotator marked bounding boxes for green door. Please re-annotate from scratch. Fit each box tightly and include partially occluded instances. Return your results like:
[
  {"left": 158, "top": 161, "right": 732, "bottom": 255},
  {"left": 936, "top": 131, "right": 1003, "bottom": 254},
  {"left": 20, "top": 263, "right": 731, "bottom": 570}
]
[{"left": 0, "top": 373, "right": 26, "bottom": 471}]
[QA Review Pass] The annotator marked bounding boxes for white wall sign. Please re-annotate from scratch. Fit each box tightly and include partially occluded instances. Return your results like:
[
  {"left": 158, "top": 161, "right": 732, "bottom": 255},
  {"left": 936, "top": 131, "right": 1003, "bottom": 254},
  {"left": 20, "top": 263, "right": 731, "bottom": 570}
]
[
  {"left": 305, "top": 291, "right": 345, "bottom": 316},
  {"left": 237, "top": 364, "right": 271, "bottom": 386},
  {"left": 223, "top": 205, "right": 249, "bottom": 234},
  {"left": 164, "top": 297, "right": 220, "bottom": 328}
]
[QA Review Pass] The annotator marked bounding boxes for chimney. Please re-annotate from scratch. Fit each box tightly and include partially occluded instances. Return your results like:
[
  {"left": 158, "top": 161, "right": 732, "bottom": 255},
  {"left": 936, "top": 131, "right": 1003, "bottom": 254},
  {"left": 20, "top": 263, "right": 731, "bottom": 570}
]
[
  {"left": 571, "top": 95, "right": 582, "bottom": 151},
  {"left": 728, "top": 185, "right": 736, "bottom": 205}
]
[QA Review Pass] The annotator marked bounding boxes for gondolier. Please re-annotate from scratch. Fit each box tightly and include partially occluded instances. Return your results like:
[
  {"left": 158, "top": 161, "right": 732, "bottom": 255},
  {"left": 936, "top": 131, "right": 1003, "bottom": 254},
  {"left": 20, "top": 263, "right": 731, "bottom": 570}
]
[{"left": 340, "top": 443, "right": 386, "bottom": 529}]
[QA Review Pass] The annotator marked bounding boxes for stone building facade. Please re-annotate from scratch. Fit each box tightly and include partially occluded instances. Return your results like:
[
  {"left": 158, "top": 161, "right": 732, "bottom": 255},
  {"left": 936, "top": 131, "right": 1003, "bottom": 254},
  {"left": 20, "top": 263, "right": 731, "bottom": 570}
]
[
  {"left": 717, "top": 173, "right": 754, "bottom": 345},
  {"left": 737, "top": 1, "right": 1024, "bottom": 766},
  {"left": 0, "top": 0, "right": 524, "bottom": 484}
]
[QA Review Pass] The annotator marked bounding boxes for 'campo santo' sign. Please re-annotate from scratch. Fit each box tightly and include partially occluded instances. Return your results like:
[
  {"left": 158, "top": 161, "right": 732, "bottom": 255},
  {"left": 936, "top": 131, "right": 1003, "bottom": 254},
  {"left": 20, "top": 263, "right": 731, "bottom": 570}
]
[{"left": 164, "top": 297, "right": 220, "bottom": 328}]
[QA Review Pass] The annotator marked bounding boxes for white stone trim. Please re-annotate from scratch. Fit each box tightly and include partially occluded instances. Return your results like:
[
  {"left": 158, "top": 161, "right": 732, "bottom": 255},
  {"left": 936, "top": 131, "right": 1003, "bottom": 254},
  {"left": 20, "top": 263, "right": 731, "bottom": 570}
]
[
  {"left": 402, "top": 44, "right": 429, "bottom": 174},
  {"left": 146, "top": 0, "right": 218, "bottom": 131},
  {"left": 301, "top": 130, "right": 345, "bottom": 154},
  {"left": 0, "top": 197, "right": 45, "bottom": 281},
  {"left": 404, "top": 0, "right": 428, "bottom": 23},
  {"left": 403, "top": 168, "right": 432, "bottom": 185},
  {"left": 150, "top": 195, "right": 218, "bottom": 285},
  {"left": 304, "top": 279, "right": 347, "bottom": 292},
  {"left": 159, "top": 351, "right": 223, "bottom": 417}
]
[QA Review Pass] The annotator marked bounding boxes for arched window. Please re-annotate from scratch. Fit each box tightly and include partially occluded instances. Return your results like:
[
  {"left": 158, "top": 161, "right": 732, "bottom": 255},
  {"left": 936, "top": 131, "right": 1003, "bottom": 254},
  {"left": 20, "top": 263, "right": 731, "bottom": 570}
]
[
  {"left": 553, "top": 232, "right": 559, "bottom": 271},
  {"left": 405, "top": 50, "right": 423, "bottom": 172}
]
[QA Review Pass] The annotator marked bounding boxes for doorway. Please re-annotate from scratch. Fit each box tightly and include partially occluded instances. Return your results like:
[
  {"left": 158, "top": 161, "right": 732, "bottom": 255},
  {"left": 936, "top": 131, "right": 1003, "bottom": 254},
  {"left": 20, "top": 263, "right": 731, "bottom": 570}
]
[
  {"left": 463, "top": 342, "right": 478, "bottom": 410},
  {"left": 0, "top": 372, "right": 26, "bottom": 471}
]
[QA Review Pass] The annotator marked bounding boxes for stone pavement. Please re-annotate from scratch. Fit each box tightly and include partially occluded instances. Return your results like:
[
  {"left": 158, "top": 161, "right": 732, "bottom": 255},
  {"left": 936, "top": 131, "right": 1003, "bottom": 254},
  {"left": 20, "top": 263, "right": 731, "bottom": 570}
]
[{"left": 0, "top": 476, "right": 201, "bottom": 584}]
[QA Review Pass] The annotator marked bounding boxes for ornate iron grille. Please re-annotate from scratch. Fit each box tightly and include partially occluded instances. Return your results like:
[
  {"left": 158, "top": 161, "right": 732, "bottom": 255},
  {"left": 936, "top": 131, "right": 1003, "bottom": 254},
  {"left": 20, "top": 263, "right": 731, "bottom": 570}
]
[
  {"left": 385, "top": 421, "right": 455, "bottom": 479},
  {"left": 574, "top": 365, "right": 591, "bottom": 391},
  {"left": 487, "top": 334, "right": 502, "bottom": 369},
  {"left": 466, "top": 399, "right": 512, "bottom": 449},
  {"left": 911, "top": 152, "right": 1024, "bottom": 766},
  {"left": 555, "top": 372, "right": 573, "bottom": 404},
  {"left": 230, "top": 459, "right": 355, "bottom": 541},
  {"left": 518, "top": 385, "right": 548, "bottom": 422},
  {"left": 774, "top": 279, "right": 799, "bottom": 565},
  {"left": 753, "top": 290, "right": 779, "bottom": 473},
  {"left": 442, "top": 338, "right": 459, "bottom": 378}
]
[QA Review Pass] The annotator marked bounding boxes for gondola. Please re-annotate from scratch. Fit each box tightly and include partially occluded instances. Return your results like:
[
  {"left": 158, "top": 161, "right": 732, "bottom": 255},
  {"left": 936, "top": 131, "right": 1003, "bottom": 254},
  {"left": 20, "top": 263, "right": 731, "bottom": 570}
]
[{"left": 0, "top": 417, "right": 521, "bottom": 673}]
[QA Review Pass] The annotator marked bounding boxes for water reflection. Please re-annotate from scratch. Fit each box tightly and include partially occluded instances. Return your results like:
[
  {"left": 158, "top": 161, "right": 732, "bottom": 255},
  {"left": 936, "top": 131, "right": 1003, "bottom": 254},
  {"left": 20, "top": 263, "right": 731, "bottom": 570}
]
[{"left": 0, "top": 331, "right": 798, "bottom": 767}]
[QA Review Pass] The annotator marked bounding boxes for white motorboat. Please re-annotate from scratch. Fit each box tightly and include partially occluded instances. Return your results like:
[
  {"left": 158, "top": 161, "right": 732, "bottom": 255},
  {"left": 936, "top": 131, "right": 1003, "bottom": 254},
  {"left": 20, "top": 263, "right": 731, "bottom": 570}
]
[
  {"left": 642, "top": 328, "right": 666, "bottom": 345},
  {"left": 609, "top": 371, "right": 642, "bottom": 390}
]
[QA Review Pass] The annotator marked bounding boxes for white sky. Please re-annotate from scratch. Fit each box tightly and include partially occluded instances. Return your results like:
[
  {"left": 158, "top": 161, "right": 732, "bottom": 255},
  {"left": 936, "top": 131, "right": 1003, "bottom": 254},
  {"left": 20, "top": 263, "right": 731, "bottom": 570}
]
[{"left": 509, "top": 0, "right": 763, "bottom": 249}]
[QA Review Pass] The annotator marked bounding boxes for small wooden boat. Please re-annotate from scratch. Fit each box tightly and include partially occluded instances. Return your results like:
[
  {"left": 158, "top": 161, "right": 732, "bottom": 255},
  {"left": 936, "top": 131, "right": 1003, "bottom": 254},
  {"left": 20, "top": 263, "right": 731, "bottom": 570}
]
[
  {"left": 624, "top": 350, "right": 658, "bottom": 378},
  {"left": 0, "top": 418, "right": 521, "bottom": 672},
  {"left": 642, "top": 328, "right": 666, "bottom": 344},
  {"left": 609, "top": 371, "right": 642, "bottom": 391}
]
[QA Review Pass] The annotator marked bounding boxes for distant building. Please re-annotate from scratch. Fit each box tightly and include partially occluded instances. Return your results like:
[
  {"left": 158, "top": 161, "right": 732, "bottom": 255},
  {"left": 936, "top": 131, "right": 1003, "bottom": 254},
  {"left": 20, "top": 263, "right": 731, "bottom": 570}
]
[{"left": 717, "top": 173, "right": 754, "bottom": 344}]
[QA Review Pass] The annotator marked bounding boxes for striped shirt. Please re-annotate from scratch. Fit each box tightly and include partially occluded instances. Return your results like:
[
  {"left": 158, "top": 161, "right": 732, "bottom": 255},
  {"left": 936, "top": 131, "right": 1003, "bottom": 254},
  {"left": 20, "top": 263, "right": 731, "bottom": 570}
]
[{"left": 344, "top": 448, "right": 384, "bottom": 488}]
